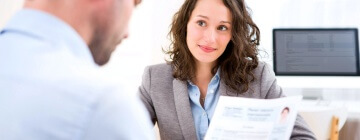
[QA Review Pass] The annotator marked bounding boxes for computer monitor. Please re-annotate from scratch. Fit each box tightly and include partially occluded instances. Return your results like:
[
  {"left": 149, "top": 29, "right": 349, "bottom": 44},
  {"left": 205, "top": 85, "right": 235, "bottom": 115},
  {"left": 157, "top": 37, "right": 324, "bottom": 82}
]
[{"left": 273, "top": 28, "right": 359, "bottom": 76}]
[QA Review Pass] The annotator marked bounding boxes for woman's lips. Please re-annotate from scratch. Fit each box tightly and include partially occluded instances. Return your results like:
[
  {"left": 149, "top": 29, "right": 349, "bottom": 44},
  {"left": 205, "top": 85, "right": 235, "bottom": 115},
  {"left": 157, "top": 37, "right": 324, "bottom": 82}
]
[{"left": 199, "top": 45, "right": 216, "bottom": 53}]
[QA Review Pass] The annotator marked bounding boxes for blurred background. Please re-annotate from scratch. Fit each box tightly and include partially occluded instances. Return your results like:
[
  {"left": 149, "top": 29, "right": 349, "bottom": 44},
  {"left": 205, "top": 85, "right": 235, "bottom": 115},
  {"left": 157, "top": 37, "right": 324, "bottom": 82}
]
[{"left": 1, "top": 0, "right": 360, "bottom": 139}]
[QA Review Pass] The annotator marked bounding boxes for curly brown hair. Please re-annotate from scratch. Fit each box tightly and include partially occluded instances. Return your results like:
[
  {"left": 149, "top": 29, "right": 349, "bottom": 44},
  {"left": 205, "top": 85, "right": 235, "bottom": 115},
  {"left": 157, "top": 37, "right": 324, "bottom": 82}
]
[{"left": 165, "top": 0, "right": 260, "bottom": 94}]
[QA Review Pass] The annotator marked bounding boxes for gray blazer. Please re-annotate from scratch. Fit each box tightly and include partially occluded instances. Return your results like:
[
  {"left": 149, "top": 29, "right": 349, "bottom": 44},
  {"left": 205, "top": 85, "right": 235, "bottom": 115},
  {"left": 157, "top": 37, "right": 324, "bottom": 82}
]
[{"left": 139, "top": 62, "right": 316, "bottom": 140}]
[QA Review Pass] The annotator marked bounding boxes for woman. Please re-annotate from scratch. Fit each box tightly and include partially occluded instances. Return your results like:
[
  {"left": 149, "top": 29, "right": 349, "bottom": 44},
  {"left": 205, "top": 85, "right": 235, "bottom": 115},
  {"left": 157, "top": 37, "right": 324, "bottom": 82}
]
[{"left": 139, "top": 0, "right": 316, "bottom": 139}]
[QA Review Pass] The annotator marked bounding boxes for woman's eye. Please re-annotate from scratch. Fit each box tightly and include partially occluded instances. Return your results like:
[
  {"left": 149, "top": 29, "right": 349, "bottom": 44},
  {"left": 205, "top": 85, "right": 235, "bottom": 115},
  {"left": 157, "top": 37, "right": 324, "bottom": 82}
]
[
  {"left": 197, "top": 21, "right": 206, "bottom": 27},
  {"left": 218, "top": 25, "right": 228, "bottom": 31}
]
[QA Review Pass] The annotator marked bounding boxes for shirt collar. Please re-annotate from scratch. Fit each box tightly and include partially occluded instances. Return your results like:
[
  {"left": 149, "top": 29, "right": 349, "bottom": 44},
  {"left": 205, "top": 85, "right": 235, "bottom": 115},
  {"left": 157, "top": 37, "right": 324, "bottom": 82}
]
[
  {"left": 2, "top": 9, "right": 96, "bottom": 67},
  {"left": 188, "top": 67, "right": 221, "bottom": 86}
]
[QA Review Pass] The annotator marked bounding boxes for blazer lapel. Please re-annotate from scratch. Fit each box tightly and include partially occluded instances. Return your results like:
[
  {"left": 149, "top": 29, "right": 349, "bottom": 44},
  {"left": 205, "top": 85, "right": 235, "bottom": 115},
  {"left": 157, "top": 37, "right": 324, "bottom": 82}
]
[{"left": 173, "top": 79, "right": 197, "bottom": 140}]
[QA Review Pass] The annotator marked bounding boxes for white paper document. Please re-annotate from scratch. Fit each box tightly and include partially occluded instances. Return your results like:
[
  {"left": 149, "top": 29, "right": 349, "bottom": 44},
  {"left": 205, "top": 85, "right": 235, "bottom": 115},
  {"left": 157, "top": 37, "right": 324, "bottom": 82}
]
[{"left": 205, "top": 96, "right": 303, "bottom": 140}]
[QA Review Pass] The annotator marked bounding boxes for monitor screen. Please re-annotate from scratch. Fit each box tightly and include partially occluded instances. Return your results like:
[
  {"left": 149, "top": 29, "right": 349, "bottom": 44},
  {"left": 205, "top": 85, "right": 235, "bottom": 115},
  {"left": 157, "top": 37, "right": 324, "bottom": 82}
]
[{"left": 273, "top": 28, "right": 359, "bottom": 76}]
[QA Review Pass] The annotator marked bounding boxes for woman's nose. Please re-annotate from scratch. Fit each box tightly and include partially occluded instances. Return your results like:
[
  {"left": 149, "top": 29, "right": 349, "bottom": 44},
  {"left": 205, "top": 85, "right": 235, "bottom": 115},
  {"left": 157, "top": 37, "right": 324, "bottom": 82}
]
[{"left": 203, "top": 29, "right": 216, "bottom": 44}]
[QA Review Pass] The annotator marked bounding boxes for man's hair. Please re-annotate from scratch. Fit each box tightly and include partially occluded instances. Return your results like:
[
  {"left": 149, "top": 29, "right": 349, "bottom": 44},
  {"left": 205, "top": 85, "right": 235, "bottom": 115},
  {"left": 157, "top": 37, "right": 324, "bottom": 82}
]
[{"left": 165, "top": 0, "right": 260, "bottom": 94}]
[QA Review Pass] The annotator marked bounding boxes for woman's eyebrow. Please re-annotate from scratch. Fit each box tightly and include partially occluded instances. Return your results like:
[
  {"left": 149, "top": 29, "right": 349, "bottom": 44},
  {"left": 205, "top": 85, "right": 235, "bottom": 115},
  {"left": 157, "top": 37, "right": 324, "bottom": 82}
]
[
  {"left": 196, "top": 15, "right": 209, "bottom": 19},
  {"left": 220, "top": 21, "right": 231, "bottom": 25}
]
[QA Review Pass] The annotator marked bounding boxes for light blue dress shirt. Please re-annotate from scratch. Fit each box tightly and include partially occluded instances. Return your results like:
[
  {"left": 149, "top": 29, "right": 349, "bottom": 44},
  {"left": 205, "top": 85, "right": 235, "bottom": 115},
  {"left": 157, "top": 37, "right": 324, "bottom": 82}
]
[
  {"left": 0, "top": 9, "right": 154, "bottom": 140},
  {"left": 188, "top": 69, "right": 221, "bottom": 140}
]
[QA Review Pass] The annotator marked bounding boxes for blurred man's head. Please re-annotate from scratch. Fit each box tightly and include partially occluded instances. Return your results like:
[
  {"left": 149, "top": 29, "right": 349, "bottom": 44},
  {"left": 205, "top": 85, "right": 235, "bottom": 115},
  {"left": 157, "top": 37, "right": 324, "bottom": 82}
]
[
  {"left": 88, "top": 0, "right": 142, "bottom": 65},
  {"left": 24, "top": 0, "right": 142, "bottom": 65}
]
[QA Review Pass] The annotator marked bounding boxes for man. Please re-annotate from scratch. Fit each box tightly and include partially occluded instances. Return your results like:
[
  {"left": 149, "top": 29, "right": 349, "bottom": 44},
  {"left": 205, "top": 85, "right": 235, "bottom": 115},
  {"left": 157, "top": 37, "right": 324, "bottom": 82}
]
[{"left": 0, "top": 0, "right": 154, "bottom": 139}]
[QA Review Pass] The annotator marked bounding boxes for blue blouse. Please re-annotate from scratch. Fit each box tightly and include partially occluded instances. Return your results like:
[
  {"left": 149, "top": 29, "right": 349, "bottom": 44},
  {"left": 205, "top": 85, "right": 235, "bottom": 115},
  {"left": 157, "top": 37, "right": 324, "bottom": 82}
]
[{"left": 187, "top": 68, "right": 221, "bottom": 140}]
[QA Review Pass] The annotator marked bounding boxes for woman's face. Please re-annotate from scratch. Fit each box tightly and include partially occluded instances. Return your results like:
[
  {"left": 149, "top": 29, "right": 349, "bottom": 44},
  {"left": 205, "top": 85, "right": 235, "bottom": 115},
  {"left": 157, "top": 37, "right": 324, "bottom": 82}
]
[{"left": 186, "top": 0, "right": 232, "bottom": 65}]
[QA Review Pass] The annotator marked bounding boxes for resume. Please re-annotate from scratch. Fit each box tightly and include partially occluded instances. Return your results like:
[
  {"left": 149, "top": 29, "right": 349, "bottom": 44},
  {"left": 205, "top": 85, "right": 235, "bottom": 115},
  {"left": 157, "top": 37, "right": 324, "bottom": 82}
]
[{"left": 205, "top": 96, "right": 302, "bottom": 140}]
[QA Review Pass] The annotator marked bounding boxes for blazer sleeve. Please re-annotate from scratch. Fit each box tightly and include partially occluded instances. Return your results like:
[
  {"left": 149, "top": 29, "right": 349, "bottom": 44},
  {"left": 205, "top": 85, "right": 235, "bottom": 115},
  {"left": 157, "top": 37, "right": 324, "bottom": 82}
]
[
  {"left": 260, "top": 63, "right": 316, "bottom": 140},
  {"left": 138, "top": 66, "right": 157, "bottom": 125}
]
